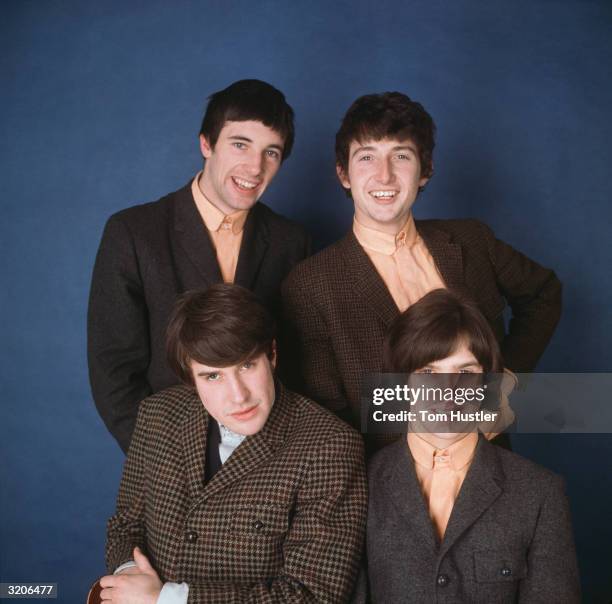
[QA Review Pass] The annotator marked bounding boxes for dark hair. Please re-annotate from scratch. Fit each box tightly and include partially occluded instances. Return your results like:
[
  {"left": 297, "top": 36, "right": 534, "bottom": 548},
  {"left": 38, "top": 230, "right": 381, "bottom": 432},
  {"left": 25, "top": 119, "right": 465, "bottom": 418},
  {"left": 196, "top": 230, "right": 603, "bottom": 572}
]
[
  {"left": 199, "top": 79, "right": 295, "bottom": 161},
  {"left": 335, "top": 92, "right": 435, "bottom": 180},
  {"left": 383, "top": 289, "right": 503, "bottom": 374},
  {"left": 166, "top": 284, "right": 276, "bottom": 385}
]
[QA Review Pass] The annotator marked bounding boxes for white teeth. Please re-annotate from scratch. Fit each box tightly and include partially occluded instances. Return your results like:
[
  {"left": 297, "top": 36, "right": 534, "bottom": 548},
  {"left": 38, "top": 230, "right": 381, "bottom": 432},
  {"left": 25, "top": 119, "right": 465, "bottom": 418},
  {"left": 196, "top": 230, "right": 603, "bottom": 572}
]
[
  {"left": 371, "top": 190, "right": 397, "bottom": 198},
  {"left": 233, "top": 177, "right": 258, "bottom": 190}
]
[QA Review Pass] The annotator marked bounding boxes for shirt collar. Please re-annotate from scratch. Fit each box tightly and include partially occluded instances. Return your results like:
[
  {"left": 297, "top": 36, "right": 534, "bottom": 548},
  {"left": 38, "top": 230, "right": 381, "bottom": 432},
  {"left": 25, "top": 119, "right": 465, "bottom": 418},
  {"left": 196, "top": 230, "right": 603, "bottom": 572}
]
[
  {"left": 219, "top": 423, "right": 247, "bottom": 448},
  {"left": 191, "top": 171, "right": 249, "bottom": 234},
  {"left": 352, "top": 213, "right": 418, "bottom": 255},
  {"left": 407, "top": 431, "right": 479, "bottom": 471}
]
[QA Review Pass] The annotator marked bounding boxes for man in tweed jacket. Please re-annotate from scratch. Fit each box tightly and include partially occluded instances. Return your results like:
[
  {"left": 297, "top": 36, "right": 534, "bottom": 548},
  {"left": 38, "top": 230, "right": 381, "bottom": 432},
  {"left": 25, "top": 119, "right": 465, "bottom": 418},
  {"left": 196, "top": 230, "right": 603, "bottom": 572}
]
[
  {"left": 282, "top": 92, "right": 561, "bottom": 439},
  {"left": 100, "top": 285, "right": 367, "bottom": 603}
]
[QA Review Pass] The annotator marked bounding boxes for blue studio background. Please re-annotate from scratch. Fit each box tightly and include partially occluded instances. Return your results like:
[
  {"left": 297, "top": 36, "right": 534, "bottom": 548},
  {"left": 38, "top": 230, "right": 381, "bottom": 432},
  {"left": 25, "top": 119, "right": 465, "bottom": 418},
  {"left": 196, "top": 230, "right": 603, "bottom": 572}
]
[{"left": 2, "top": 1, "right": 611, "bottom": 601}]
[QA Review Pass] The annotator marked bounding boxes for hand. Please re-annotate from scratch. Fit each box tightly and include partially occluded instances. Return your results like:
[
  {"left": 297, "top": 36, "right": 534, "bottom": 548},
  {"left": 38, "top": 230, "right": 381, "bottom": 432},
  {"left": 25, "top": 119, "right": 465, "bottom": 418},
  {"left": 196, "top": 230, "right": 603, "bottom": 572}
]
[{"left": 100, "top": 547, "right": 163, "bottom": 603}]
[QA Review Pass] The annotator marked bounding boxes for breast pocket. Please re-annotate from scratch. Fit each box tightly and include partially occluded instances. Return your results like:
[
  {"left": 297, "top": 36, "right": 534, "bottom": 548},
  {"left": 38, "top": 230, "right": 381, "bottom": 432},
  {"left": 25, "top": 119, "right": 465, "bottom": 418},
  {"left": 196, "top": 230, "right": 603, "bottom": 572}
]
[
  {"left": 230, "top": 503, "right": 290, "bottom": 537},
  {"left": 474, "top": 548, "right": 527, "bottom": 583}
]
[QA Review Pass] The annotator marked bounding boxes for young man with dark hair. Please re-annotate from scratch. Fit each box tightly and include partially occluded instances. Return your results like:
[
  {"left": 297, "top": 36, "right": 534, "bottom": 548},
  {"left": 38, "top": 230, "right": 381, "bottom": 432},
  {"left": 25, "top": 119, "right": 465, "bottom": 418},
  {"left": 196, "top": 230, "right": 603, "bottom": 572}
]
[
  {"left": 282, "top": 92, "right": 561, "bottom": 447},
  {"left": 365, "top": 289, "right": 580, "bottom": 602},
  {"left": 99, "top": 284, "right": 366, "bottom": 603},
  {"left": 88, "top": 79, "right": 310, "bottom": 453}
]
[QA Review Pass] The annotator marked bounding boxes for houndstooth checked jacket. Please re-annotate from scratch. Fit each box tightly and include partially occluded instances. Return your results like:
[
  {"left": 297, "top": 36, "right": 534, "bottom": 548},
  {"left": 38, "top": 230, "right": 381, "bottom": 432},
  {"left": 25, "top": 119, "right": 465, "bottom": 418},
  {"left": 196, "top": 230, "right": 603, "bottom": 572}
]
[
  {"left": 106, "top": 383, "right": 367, "bottom": 603},
  {"left": 281, "top": 219, "right": 562, "bottom": 436}
]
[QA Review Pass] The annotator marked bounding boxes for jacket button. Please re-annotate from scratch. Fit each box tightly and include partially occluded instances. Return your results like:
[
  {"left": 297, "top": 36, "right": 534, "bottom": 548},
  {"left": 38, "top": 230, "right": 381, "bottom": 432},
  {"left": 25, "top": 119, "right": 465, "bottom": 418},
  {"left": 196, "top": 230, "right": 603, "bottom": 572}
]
[
  {"left": 185, "top": 530, "right": 198, "bottom": 543},
  {"left": 500, "top": 567, "right": 512, "bottom": 577},
  {"left": 437, "top": 574, "right": 450, "bottom": 587},
  {"left": 253, "top": 520, "right": 264, "bottom": 530}
]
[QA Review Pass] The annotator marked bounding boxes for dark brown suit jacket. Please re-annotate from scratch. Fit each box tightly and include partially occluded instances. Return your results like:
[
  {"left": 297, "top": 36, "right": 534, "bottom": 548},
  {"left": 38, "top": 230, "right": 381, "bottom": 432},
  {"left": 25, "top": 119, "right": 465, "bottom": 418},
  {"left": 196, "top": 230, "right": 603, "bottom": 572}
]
[
  {"left": 106, "top": 383, "right": 367, "bottom": 603},
  {"left": 364, "top": 436, "right": 580, "bottom": 603},
  {"left": 282, "top": 219, "right": 561, "bottom": 433},
  {"left": 88, "top": 181, "right": 310, "bottom": 452}
]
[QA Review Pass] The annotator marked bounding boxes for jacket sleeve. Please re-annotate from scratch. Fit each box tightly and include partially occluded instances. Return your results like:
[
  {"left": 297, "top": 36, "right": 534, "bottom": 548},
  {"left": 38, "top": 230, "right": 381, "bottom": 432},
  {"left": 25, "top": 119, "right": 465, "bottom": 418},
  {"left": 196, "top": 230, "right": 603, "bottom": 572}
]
[
  {"left": 281, "top": 272, "right": 352, "bottom": 423},
  {"left": 481, "top": 222, "right": 562, "bottom": 372},
  {"left": 518, "top": 475, "right": 581, "bottom": 602},
  {"left": 105, "top": 401, "right": 149, "bottom": 571},
  {"left": 186, "top": 429, "right": 368, "bottom": 603},
  {"left": 88, "top": 213, "right": 152, "bottom": 453}
]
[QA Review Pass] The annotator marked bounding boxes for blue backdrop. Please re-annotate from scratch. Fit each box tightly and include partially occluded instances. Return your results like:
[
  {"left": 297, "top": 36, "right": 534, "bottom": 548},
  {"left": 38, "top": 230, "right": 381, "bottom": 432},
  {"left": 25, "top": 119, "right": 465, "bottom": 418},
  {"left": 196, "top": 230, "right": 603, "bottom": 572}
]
[{"left": 2, "top": 1, "right": 611, "bottom": 601}]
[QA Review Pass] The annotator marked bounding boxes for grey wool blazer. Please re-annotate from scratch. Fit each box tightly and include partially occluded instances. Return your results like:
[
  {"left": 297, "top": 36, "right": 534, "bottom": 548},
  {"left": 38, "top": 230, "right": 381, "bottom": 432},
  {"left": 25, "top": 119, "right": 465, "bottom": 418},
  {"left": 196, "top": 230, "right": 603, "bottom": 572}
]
[
  {"left": 106, "top": 383, "right": 367, "bottom": 603},
  {"left": 365, "top": 436, "right": 580, "bottom": 603}
]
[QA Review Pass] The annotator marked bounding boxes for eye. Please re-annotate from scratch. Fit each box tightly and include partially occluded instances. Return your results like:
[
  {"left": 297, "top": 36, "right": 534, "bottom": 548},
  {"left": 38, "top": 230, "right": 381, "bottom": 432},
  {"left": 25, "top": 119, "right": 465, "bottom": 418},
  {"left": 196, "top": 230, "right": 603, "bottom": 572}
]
[
  {"left": 459, "top": 369, "right": 474, "bottom": 374},
  {"left": 206, "top": 372, "right": 220, "bottom": 381},
  {"left": 232, "top": 142, "right": 246, "bottom": 150},
  {"left": 396, "top": 153, "right": 411, "bottom": 160},
  {"left": 240, "top": 360, "right": 254, "bottom": 370},
  {"left": 416, "top": 368, "right": 434, "bottom": 374},
  {"left": 265, "top": 149, "right": 280, "bottom": 160},
  {"left": 358, "top": 154, "right": 373, "bottom": 162}
]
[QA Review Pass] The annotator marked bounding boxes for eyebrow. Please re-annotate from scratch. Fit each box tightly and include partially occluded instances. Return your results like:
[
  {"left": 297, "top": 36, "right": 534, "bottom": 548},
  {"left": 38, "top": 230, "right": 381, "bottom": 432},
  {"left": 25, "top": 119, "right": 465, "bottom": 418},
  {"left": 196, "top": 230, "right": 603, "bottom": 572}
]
[
  {"left": 196, "top": 370, "right": 218, "bottom": 377},
  {"left": 350, "top": 144, "right": 418, "bottom": 159},
  {"left": 228, "top": 135, "right": 283, "bottom": 152}
]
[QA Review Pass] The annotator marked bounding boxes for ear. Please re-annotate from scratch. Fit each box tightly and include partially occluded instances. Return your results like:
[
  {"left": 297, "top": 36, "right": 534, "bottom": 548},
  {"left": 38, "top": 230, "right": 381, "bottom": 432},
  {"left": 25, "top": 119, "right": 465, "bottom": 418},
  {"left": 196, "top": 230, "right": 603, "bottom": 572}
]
[
  {"left": 199, "top": 134, "right": 213, "bottom": 159},
  {"left": 269, "top": 340, "right": 277, "bottom": 370},
  {"left": 336, "top": 163, "right": 351, "bottom": 190},
  {"left": 419, "top": 160, "right": 433, "bottom": 188}
]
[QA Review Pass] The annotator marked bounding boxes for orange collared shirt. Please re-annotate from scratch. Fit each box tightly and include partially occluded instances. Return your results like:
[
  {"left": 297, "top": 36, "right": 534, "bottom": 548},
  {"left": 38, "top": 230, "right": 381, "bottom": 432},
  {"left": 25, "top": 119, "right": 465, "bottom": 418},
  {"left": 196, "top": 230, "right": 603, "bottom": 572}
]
[
  {"left": 352, "top": 214, "right": 446, "bottom": 311},
  {"left": 407, "top": 431, "right": 479, "bottom": 540},
  {"left": 191, "top": 172, "right": 249, "bottom": 283}
]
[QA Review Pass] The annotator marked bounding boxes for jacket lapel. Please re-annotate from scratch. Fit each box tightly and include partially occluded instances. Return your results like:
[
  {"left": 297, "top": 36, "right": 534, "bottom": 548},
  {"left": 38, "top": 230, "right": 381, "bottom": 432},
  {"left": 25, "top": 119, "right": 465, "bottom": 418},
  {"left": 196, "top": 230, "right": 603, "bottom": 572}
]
[
  {"left": 417, "top": 222, "right": 465, "bottom": 294},
  {"left": 196, "top": 382, "right": 290, "bottom": 503},
  {"left": 180, "top": 391, "right": 209, "bottom": 502},
  {"left": 172, "top": 182, "right": 223, "bottom": 286},
  {"left": 386, "top": 439, "right": 439, "bottom": 553},
  {"left": 439, "top": 437, "right": 504, "bottom": 558},
  {"left": 234, "top": 203, "right": 270, "bottom": 289},
  {"left": 339, "top": 232, "right": 399, "bottom": 328}
]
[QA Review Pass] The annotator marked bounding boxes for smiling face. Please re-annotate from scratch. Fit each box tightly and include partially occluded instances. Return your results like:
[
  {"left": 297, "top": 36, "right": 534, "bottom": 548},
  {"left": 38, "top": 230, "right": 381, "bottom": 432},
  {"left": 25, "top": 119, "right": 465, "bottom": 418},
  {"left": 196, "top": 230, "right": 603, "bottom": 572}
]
[
  {"left": 337, "top": 137, "right": 429, "bottom": 234},
  {"left": 199, "top": 120, "right": 284, "bottom": 215},
  {"left": 191, "top": 350, "right": 276, "bottom": 436}
]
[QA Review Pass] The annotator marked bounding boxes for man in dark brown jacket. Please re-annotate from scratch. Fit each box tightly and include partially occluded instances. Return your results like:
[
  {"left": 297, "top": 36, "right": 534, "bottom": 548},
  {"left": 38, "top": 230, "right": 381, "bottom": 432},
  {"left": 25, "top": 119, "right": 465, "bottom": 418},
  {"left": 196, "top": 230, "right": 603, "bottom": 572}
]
[
  {"left": 88, "top": 80, "right": 310, "bottom": 454},
  {"left": 100, "top": 285, "right": 367, "bottom": 603},
  {"left": 282, "top": 92, "right": 561, "bottom": 439}
]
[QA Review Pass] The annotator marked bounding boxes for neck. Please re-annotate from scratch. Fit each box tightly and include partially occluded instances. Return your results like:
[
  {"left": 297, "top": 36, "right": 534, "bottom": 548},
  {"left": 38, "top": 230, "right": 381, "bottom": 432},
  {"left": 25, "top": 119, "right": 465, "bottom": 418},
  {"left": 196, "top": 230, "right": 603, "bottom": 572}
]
[{"left": 355, "top": 211, "right": 412, "bottom": 236}]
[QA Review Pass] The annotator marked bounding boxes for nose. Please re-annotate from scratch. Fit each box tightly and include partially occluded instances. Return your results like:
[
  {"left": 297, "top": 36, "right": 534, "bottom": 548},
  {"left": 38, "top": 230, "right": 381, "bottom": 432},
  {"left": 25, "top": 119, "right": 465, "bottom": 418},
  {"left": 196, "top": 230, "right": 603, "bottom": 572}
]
[
  {"left": 244, "top": 151, "right": 264, "bottom": 176},
  {"left": 376, "top": 158, "right": 394, "bottom": 184},
  {"left": 228, "top": 374, "right": 249, "bottom": 405}
]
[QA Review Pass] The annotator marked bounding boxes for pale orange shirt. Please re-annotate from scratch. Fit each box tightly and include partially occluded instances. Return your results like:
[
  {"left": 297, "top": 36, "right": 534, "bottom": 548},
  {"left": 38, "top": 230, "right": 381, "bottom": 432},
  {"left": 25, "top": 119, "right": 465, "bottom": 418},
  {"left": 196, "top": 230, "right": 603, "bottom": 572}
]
[
  {"left": 352, "top": 215, "right": 446, "bottom": 311},
  {"left": 407, "top": 431, "right": 479, "bottom": 541},
  {"left": 191, "top": 172, "right": 248, "bottom": 283}
]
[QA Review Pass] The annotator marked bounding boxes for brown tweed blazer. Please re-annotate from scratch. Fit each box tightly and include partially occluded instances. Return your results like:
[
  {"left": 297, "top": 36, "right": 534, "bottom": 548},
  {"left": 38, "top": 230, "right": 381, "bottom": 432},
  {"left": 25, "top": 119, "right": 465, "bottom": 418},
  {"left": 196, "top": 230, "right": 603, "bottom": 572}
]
[
  {"left": 106, "top": 383, "right": 367, "bottom": 603},
  {"left": 281, "top": 219, "right": 562, "bottom": 431}
]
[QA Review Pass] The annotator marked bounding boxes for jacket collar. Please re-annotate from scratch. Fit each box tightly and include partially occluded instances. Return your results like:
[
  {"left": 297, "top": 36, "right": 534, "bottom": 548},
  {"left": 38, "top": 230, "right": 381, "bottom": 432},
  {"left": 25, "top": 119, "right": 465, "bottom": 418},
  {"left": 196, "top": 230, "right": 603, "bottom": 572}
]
[
  {"left": 439, "top": 435, "right": 504, "bottom": 557},
  {"left": 180, "top": 380, "right": 292, "bottom": 505},
  {"left": 338, "top": 221, "right": 465, "bottom": 327},
  {"left": 381, "top": 435, "right": 504, "bottom": 555},
  {"left": 416, "top": 221, "right": 465, "bottom": 294},
  {"left": 172, "top": 179, "right": 270, "bottom": 289}
]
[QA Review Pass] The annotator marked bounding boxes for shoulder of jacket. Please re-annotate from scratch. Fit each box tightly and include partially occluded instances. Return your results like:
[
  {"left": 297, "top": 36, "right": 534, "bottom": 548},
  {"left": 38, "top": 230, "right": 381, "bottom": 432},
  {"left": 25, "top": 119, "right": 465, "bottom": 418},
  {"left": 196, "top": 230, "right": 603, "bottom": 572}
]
[
  {"left": 494, "top": 445, "right": 563, "bottom": 489},
  {"left": 284, "top": 388, "right": 362, "bottom": 446},
  {"left": 107, "top": 184, "right": 189, "bottom": 227},
  {"left": 417, "top": 217, "right": 490, "bottom": 234},
  {"left": 140, "top": 384, "right": 197, "bottom": 419},
  {"left": 284, "top": 236, "right": 345, "bottom": 283}
]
